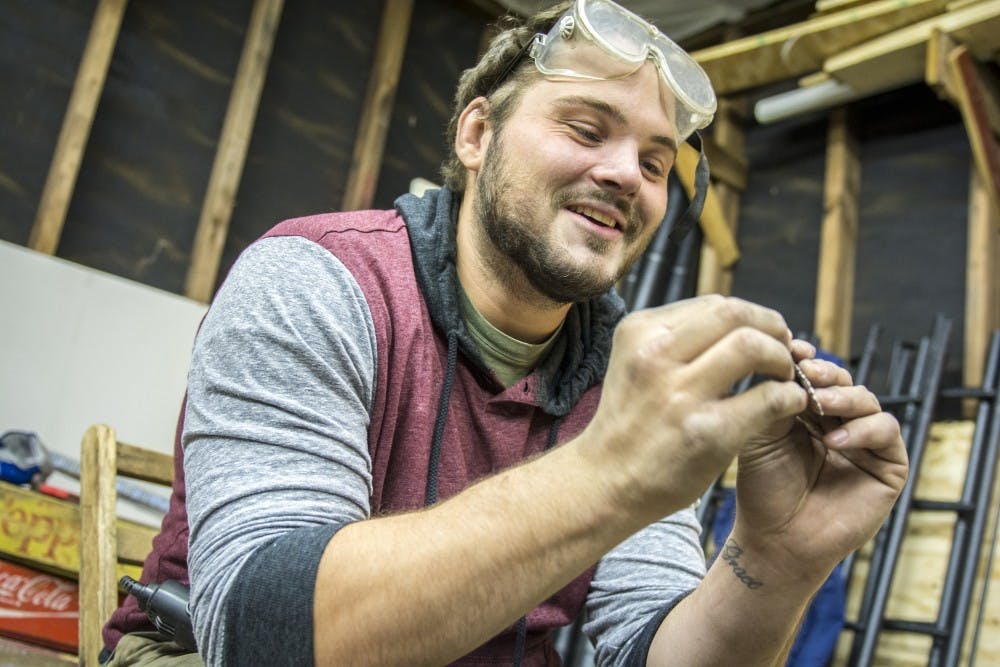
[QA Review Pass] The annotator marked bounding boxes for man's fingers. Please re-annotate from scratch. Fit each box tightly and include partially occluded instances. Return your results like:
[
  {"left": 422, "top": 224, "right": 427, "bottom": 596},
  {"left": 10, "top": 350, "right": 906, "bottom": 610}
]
[
  {"left": 798, "top": 358, "right": 853, "bottom": 388},
  {"left": 824, "top": 412, "right": 906, "bottom": 460},
  {"left": 813, "top": 385, "right": 881, "bottom": 420},
  {"left": 790, "top": 339, "right": 816, "bottom": 362},
  {"left": 719, "top": 379, "right": 808, "bottom": 436},
  {"left": 677, "top": 327, "right": 797, "bottom": 398},
  {"left": 637, "top": 295, "right": 791, "bottom": 362}
]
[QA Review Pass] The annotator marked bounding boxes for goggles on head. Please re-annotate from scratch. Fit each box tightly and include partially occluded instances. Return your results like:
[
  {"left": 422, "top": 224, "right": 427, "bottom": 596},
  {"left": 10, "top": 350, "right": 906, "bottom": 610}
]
[{"left": 526, "top": 0, "right": 717, "bottom": 141}]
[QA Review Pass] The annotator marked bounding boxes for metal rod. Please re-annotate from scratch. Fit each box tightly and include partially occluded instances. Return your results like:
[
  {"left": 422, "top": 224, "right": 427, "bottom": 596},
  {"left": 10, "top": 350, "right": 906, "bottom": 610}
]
[
  {"left": 944, "top": 331, "right": 1000, "bottom": 666},
  {"left": 664, "top": 223, "right": 701, "bottom": 305},
  {"left": 930, "top": 332, "right": 999, "bottom": 665},
  {"left": 853, "top": 323, "right": 881, "bottom": 388},
  {"left": 850, "top": 315, "right": 952, "bottom": 666},
  {"left": 631, "top": 177, "right": 687, "bottom": 310},
  {"left": 850, "top": 335, "right": 927, "bottom": 640}
]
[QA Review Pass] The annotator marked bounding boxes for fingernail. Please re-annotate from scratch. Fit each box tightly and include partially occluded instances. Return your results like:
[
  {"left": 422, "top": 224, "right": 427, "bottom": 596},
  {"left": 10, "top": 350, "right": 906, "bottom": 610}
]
[{"left": 826, "top": 428, "right": 848, "bottom": 447}]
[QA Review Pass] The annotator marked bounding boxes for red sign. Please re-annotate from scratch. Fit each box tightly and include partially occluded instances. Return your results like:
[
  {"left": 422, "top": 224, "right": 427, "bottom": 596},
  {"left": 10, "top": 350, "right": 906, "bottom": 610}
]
[{"left": 0, "top": 558, "right": 78, "bottom": 653}]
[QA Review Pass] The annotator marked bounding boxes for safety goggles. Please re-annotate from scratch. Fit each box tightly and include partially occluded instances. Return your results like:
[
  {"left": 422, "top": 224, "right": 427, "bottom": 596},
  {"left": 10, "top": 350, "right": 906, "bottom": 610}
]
[{"left": 526, "top": 0, "right": 717, "bottom": 141}]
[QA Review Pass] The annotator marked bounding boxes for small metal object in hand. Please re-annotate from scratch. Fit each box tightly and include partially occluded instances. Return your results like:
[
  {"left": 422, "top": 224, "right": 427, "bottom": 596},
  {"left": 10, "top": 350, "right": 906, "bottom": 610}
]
[{"left": 793, "top": 362, "right": 828, "bottom": 440}]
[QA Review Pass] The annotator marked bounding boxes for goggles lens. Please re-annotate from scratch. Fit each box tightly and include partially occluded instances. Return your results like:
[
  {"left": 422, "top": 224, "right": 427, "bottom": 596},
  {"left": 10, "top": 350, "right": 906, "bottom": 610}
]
[{"left": 527, "top": 0, "right": 716, "bottom": 140}]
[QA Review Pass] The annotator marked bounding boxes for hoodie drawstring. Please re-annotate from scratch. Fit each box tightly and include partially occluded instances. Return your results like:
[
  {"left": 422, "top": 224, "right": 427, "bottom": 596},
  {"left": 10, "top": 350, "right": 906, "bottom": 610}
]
[
  {"left": 426, "top": 331, "right": 458, "bottom": 506},
  {"left": 427, "top": 334, "right": 566, "bottom": 665}
]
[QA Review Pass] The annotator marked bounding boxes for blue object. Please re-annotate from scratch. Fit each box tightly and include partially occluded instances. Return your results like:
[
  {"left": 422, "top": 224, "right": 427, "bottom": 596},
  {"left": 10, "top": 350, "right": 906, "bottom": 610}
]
[{"left": 0, "top": 431, "right": 52, "bottom": 486}]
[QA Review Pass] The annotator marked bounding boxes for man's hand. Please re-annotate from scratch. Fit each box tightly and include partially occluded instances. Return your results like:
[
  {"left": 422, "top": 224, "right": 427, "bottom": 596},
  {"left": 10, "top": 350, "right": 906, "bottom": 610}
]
[
  {"left": 731, "top": 339, "right": 908, "bottom": 586},
  {"left": 579, "top": 295, "right": 809, "bottom": 523}
]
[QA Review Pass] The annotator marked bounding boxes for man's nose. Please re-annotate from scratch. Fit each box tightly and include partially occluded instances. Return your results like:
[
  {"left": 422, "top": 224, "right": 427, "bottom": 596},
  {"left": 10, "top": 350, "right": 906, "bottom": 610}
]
[{"left": 591, "top": 142, "right": 642, "bottom": 196}]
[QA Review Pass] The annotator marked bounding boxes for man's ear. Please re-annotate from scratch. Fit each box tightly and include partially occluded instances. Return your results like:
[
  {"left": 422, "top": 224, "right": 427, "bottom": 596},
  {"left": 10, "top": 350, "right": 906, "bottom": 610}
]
[{"left": 455, "top": 97, "right": 491, "bottom": 172}]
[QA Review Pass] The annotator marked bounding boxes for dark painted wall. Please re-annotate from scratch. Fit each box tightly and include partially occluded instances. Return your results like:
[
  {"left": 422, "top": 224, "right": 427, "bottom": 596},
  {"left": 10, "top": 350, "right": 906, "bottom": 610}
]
[
  {"left": 733, "top": 83, "right": 970, "bottom": 389},
  {"left": 1, "top": 0, "right": 490, "bottom": 295}
]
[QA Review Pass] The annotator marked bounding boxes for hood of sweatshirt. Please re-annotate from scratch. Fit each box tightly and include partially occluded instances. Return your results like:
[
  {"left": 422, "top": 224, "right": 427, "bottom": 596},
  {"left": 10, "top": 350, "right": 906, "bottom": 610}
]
[{"left": 395, "top": 186, "right": 626, "bottom": 417}]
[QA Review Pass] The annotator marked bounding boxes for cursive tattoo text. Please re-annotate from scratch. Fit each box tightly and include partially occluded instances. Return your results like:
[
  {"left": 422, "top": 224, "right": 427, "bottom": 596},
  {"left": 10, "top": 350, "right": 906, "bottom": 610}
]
[{"left": 720, "top": 540, "right": 764, "bottom": 589}]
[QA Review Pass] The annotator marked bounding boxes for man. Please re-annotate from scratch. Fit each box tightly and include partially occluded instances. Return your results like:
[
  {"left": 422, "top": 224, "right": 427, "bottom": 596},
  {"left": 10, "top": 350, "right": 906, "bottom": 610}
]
[{"left": 103, "top": 1, "right": 907, "bottom": 665}]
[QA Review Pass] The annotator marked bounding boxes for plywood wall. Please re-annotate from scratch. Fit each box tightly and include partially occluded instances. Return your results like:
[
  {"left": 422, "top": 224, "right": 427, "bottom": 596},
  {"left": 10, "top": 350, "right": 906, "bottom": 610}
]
[{"left": 835, "top": 420, "right": 1000, "bottom": 665}]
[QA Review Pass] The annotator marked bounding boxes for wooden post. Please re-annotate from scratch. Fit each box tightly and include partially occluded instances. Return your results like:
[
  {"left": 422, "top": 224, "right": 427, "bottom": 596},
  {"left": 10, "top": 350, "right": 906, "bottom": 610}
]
[
  {"left": 697, "top": 96, "right": 746, "bottom": 296},
  {"left": 340, "top": 0, "right": 415, "bottom": 212},
  {"left": 184, "top": 0, "right": 284, "bottom": 303},
  {"left": 964, "top": 163, "right": 1000, "bottom": 392},
  {"left": 814, "top": 106, "right": 860, "bottom": 359},
  {"left": 28, "top": 0, "right": 128, "bottom": 255},
  {"left": 78, "top": 425, "right": 118, "bottom": 667}
]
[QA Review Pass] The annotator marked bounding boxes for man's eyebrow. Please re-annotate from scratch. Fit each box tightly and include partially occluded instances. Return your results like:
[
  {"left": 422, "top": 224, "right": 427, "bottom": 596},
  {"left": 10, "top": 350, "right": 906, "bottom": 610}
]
[{"left": 552, "top": 95, "right": 678, "bottom": 152}]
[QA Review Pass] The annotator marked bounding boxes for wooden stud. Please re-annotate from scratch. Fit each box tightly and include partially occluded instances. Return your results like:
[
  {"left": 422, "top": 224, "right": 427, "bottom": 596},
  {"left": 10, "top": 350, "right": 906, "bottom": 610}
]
[
  {"left": 184, "top": 0, "right": 284, "bottom": 303},
  {"left": 697, "top": 96, "right": 747, "bottom": 296},
  {"left": 814, "top": 106, "right": 860, "bottom": 358},
  {"left": 692, "top": 0, "right": 950, "bottom": 95},
  {"left": 964, "top": 162, "right": 1000, "bottom": 393},
  {"left": 28, "top": 0, "right": 128, "bottom": 255},
  {"left": 79, "top": 424, "right": 118, "bottom": 667},
  {"left": 340, "top": 0, "right": 415, "bottom": 212}
]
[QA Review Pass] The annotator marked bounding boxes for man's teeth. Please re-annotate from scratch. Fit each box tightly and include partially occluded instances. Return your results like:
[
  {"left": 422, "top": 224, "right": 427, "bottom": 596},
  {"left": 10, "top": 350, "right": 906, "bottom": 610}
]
[{"left": 569, "top": 205, "right": 616, "bottom": 228}]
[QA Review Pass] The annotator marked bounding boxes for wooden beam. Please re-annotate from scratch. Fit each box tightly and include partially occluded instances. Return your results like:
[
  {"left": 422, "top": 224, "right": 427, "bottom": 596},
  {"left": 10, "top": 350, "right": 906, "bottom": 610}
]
[
  {"left": 692, "top": 0, "right": 950, "bottom": 95},
  {"left": 813, "top": 0, "right": 877, "bottom": 16},
  {"left": 340, "top": 0, "right": 414, "bottom": 212},
  {"left": 814, "top": 107, "right": 860, "bottom": 359},
  {"left": 79, "top": 424, "right": 118, "bottom": 667},
  {"left": 697, "top": 96, "right": 747, "bottom": 295},
  {"left": 117, "top": 441, "right": 174, "bottom": 484},
  {"left": 949, "top": 44, "right": 1000, "bottom": 223},
  {"left": 28, "top": 0, "right": 128, "bottom": 255},
  {"left": 926, "top": 28, "right": 963, "bottom": 99},
  {"left": 702, "top": 132, "right": 748, "bottom": 191},
  {"left": 677, "top": 142, "right": 740, "bottom": 268},
  {"left": 184, "top": 0, "right": 284, "bottom": 303},
  {"left": 964, "top": 162, "right": 1000, "bottom": 395},
  {"left": 822, "top": 0, "right": 1000, "bottom": 95}
]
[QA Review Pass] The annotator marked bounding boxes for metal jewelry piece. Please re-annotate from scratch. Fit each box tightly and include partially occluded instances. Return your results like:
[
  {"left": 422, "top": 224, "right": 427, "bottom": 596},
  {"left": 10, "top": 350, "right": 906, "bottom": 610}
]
[{"left": 793, "top": 362, "right": 828, "bottom": 440}]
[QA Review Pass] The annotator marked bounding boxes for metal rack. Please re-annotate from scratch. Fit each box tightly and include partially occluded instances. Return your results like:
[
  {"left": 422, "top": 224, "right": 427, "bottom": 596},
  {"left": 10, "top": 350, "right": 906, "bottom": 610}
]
[{"left": 845, "top": 324, "right": 1000, "bottom": 667}]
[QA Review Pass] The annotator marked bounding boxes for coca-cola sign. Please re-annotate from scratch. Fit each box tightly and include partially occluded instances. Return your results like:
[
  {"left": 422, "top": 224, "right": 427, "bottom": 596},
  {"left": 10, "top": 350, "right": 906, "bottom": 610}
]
[
  {"left": 0, "top": 558, "right": 78, "bottom": 653},
  {"left": 0, "top": 569, "right": 76, "bottom": 614}
]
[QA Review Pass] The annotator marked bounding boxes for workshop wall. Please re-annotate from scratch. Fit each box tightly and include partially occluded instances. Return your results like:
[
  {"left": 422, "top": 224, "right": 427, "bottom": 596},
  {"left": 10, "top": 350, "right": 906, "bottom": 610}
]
[
  {"left": 0, "top": 0, "right": 489, "bottom": 296},
  {"left": 733, "top": 82, "right": 971, "bottom": 391}
]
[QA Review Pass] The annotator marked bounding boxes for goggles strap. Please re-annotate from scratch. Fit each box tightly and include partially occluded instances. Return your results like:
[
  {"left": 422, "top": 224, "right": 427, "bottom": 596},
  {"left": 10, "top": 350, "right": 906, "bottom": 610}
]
[{"left": 667, "top": 131, "right": 709, "bottom": 244}]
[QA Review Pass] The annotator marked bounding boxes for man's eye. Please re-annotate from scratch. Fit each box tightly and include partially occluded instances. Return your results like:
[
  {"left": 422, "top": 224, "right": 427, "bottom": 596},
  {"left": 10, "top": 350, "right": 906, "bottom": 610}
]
[
  {"left": 642, "top": 160, "right": 664, "bottom": 178},
  {"left": 570, "top": 124, "right": 601, "bottom": 142}
]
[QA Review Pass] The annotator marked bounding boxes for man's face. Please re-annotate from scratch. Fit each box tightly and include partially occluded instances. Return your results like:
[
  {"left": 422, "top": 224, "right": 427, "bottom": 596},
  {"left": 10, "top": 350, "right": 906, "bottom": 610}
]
[{"left": 473, "top": 62, "right": 676, "bottom": 304}]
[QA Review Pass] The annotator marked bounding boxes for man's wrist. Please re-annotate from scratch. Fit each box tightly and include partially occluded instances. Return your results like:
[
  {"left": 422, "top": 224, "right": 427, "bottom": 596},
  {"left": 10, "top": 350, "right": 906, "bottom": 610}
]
[{"left": 722, "top": 527, "right": 832, "bottom": 595}]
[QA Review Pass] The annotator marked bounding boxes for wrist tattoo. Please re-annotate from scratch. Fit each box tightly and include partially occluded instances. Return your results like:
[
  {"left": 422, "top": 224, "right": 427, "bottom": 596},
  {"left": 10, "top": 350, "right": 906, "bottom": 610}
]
[{"left": 721, "top": 540, "right": 764, "bottom": 590}]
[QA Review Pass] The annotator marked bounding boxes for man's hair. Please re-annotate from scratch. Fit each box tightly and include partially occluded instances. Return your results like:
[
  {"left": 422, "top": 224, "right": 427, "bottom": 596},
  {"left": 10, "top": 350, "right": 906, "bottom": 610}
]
[{"left": 440, "top": 2, "right": 571, "bottom": 195}]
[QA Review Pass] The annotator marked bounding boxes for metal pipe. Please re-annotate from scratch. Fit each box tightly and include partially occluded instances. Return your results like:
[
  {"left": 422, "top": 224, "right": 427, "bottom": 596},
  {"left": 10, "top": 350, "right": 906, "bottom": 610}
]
[{"left": 754, "top": 79, "right": 861, "bottom": 125}]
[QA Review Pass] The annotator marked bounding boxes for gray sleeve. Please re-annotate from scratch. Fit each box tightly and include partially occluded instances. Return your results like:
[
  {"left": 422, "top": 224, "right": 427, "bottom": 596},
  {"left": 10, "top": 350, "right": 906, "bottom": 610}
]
[
  {"left": 183, "top": 235, "right": 377, "bottom": 667},
  {"left": 583, "top": 507, "right": 706, "bottom": 666}
]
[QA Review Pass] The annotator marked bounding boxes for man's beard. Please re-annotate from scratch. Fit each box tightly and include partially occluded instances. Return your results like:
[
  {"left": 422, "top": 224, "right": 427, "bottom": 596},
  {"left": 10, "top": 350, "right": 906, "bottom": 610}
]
[{"left": 473, "top": 132, "right": 648, "bottom": 305}]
